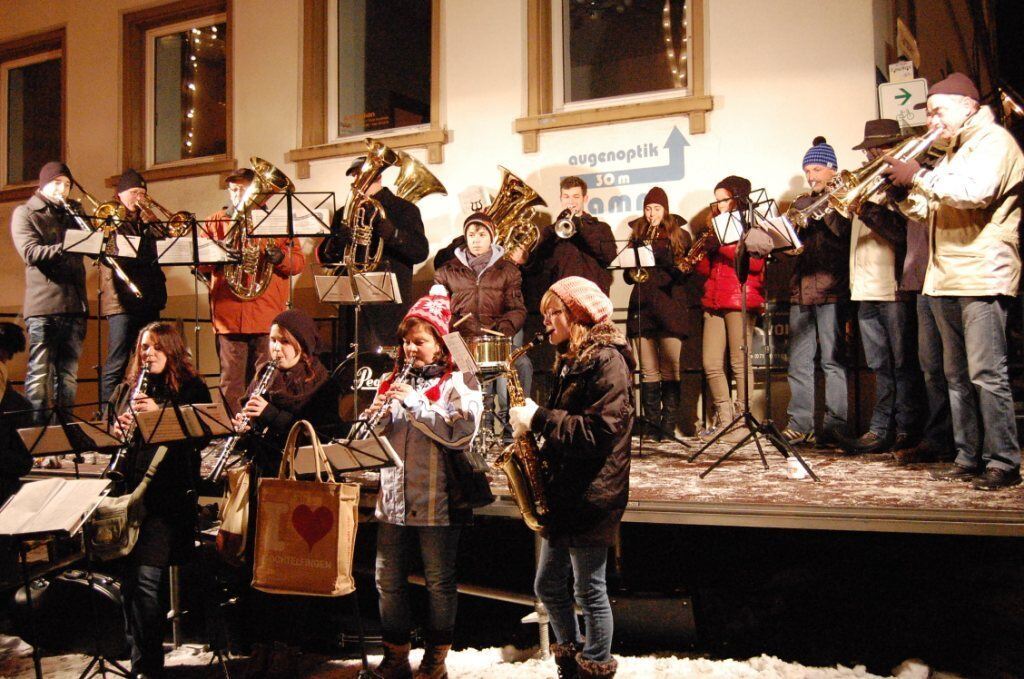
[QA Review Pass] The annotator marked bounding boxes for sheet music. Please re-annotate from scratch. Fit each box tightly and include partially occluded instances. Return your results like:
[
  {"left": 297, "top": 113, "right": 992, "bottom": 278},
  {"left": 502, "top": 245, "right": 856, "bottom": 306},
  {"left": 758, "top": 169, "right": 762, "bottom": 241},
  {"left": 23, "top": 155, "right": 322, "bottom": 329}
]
[
  {"left": 314, "top": 273, "right": 402, "bottom": 304},
  {"left": 156, "top": 237, "right": 237, "bottom": 264},
  {"left": 610, "top": 245, "right": 655, "bottom": 268},
  {"left": 0, "top": 478, "right": 110, "bottom": 537},
  {"left": 294, "top": 436, "right": 402, "bottom": 475},
  {"left": 251, "top": 206, "right": 331, "bottom": 236},
  {"left": 63, "top": 230, "right": 142, "bottom": 258},
  {"left": 711, "top": 211, "right": 743, "bottom": 245},
  {"left": 18, "top": 421, "right": 123, "bottom": 456}
]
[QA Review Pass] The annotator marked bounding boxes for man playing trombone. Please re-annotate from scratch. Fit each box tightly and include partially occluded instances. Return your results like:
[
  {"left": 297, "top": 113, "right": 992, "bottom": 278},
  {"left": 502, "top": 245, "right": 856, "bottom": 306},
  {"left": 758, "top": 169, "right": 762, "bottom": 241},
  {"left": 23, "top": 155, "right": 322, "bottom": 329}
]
[{"left": 10, "top": 161, "right": 88, "bottom": 429}]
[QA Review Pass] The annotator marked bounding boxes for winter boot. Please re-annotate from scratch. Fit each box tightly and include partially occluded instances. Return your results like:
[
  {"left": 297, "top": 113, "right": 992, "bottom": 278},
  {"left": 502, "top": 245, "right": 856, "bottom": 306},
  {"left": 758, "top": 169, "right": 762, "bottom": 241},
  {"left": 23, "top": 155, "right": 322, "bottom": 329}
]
[
  {"left": 639, "top": 382, "right": 663, "bottom": 441},
  {"left": 660, "top": 380, "right": 681, "bottom": 441},
  {"left": 698, "top": 401, "right": 734, "bottom": 442},
  {"left": 720, "top": 400, "right": 750, "bottom": 444},
  {"left": 374, "top": 642, "right": 412, "bottom": 679},
  {"left": 576, "top": 653, "right": 619, "bottom": 678},
  {"left": 413, "top": 643, "right": 451, "bottom": 679},
  {"left": 551, "top": 642, "right": 581, "bottom": 678}
]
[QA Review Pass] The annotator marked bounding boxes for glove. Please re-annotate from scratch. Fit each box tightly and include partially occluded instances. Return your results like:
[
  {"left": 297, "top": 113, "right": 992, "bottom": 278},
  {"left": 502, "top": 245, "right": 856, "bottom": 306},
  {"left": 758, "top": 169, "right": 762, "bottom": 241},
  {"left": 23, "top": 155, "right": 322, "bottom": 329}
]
[
  {"left": 376, "top": 218, "right": 396, "bottom": 242},
  {"left": 265, "top": 244, "right": 285, "bottom": 265},
  {"left": 884, "top": 184, "right": 910, "bottom": 204},
  {"left": 882, "top": 156, "right": 922, "bottom": 187},
  {"left": 509, "top": 398, "right": 539, "bottom": 438},
  {"left": 742, "top": 227, "right": 773, "bottom": 259},
  {"left": 856, "top": 201, "right": 885, "bottom": 228}
]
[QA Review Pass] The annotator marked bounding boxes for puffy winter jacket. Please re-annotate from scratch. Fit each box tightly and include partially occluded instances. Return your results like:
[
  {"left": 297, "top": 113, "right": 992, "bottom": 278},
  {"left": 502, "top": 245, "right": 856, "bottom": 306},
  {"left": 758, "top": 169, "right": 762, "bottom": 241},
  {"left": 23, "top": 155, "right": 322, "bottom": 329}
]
[
  {"left": 433, "top": 245, "right": 526, "bottom": 338},
  {"left": 695, "top": 241, "right": 765, "bottom": 312}
]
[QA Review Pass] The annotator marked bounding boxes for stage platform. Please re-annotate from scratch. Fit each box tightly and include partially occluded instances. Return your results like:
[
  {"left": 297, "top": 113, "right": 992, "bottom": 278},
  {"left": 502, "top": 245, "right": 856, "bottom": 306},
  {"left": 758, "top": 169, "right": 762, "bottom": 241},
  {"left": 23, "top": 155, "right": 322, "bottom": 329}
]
[{"left": 478, "top": 437, "right": 1024, "bottom": 538}]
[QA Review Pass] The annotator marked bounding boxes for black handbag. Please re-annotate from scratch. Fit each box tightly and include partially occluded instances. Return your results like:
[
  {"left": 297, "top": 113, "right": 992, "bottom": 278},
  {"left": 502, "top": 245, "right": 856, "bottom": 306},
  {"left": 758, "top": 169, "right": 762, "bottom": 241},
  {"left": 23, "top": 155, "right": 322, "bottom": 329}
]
[{"left": 444, "top": 446, "right": 495, "bottom": 510}]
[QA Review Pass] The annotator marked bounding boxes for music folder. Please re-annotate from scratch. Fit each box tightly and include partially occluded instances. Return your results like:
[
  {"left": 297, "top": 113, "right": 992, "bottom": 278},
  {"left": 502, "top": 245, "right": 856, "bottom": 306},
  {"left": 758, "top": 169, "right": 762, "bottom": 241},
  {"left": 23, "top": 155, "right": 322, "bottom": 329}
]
[
  {"left": 135, "top": 403, "right": 234, "bottom": 444},
  {"left": 63, "top": 229, "right": 141, "bottom": 259},
  {"left": 293, "top": 435, "right": 402, "bottom": 475},
  {"left": 0, "top": 478, "right": 111, "bottom": 538},
  {"left": 315, "top": 272, "right": 401, "bottom": 305}
]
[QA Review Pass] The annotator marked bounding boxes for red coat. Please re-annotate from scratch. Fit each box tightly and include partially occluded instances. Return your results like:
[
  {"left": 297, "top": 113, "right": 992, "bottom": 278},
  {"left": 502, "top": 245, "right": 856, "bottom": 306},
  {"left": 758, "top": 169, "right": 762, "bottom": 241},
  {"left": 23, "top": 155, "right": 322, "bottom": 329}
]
[
  {"left": 695, "top": 242, "right": 765, "bottom": 312},
  {"left": 202, "top": 210, "right": 306, "bottom": 335}
]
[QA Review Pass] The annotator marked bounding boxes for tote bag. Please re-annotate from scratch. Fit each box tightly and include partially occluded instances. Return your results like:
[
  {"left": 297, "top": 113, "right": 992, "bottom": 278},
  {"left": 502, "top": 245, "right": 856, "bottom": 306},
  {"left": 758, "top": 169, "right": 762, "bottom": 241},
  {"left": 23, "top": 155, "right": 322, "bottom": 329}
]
[
  {"left": 251, "top": 420, "right": 360, "bottom": 596},
  {"left": 215, "top": 463, "right": 251, "bottom": 566}
]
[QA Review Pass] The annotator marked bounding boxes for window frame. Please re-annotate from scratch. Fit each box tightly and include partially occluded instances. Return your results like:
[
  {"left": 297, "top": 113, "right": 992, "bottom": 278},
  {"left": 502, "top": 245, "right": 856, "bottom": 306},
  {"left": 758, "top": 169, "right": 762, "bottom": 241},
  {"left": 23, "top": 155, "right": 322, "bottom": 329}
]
[
  {"left": 144, "top": 13, "right": 228, "bottom": 169},
  {"left": 0, "top": 28, "right": 65, "bottom": 203},
  {"left": 286, "top": 0, "right": 447, "bottom": 179},
  {"left": 515, "top": 0, "right": 712, "bottom": 153},
  {"left": 109, "top": 0, "right": 235, "bottom": 189}
]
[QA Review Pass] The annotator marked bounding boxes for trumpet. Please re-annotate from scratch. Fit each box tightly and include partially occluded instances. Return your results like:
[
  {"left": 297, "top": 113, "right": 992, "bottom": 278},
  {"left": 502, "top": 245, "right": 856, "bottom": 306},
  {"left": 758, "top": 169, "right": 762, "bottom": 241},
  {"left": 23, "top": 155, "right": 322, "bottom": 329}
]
[
  {"left": 353, "top": 361, "right": 414, "bottom": 440},
  {"left": 105, "top": 365, "right": 150, "bottom": 481},
  {"left": 137, "top": 195, "right": 198, "bottom": 237},
  {"left": 553, "top": 209, "right": 578, "bottom": 239},
  {"left": 206, "top": 359, "right": 279, "bottom": 483},
  {"left": 58, "top": 186, "right": 143, "bottom": 299}
]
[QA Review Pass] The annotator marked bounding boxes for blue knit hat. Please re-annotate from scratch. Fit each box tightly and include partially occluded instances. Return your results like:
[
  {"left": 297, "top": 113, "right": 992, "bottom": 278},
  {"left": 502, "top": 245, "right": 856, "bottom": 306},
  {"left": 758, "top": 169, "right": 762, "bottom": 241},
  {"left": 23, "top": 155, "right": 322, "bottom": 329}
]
[{"left": 802, "top": 136, "right": 837, "bottom": 170}]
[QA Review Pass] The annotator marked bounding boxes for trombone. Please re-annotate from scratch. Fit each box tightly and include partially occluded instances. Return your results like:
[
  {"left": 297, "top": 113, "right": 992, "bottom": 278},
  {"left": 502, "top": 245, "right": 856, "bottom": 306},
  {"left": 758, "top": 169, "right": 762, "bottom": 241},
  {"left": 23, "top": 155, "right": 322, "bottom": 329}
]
[
  {"left": 63, "top": 180, "right": 143, "bottom": 298},
  {"left": 138, "top": 195, "right": 198, "bottom": 237}
]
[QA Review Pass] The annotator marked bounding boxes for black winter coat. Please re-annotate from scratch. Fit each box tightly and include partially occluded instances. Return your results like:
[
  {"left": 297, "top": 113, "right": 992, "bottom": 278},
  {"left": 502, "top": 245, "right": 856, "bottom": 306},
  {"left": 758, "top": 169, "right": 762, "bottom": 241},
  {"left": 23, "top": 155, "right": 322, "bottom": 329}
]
[
  {"left": 114, "top": 373, "right": 211, "bottom": 567},
  {"left": 0, "top": 386, "right": 33, "bottom": 505},
  {"left": 523, "top": 214, "right": 617, "bottom": 300},
  {"left": 9, "top": 193, "right": 88, "bottom": 319},
  {"left": 624, "top": 217, "right": 692, "bottom": 339},
  {"left": 530, "top": 322, "right": 634, "bottom": 546},
  {"left": 789, "top": 193, "right": 851, "bottom": 306},
  {"left": 433, "top": 246, "right": 526, "bottom": 338}
]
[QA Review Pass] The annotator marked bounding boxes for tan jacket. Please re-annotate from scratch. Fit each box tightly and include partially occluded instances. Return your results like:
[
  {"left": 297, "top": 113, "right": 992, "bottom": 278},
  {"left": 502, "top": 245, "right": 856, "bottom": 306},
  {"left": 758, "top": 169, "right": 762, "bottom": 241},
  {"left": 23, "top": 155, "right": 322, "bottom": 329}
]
[
  {"left": 899, "top": 106, "right": 1024, "bottom": 297},
  {"left": 848, "top": 215, "right": 898, "bottom": 302}
]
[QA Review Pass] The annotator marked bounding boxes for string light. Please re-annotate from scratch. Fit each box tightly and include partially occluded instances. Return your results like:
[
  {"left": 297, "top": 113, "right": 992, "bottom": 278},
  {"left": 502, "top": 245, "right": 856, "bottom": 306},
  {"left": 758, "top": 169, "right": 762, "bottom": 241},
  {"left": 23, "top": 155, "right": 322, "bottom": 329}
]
[{"left": 661, "top": 0, "right": 687, "bottom": 89}]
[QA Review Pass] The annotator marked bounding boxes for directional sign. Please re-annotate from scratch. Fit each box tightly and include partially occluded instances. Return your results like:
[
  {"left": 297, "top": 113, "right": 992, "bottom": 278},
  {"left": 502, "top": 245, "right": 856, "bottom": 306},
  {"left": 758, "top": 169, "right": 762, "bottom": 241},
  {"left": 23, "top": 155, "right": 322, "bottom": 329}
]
[
  {"left": 879, "top": 77, "right": 928, "bottom": 128},
  {"left": 571, "top": 126, "right": 689, "bottom": 189}
]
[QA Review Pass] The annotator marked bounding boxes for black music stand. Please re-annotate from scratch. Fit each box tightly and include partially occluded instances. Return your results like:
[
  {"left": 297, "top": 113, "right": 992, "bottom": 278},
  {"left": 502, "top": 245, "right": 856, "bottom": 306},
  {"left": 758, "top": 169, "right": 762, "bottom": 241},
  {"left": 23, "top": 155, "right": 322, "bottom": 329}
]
[
  {"left": 686, "top": 192, "right": 818, "bottom": 481},
  {"left": 609, "top": 239, "right": 692, "bottom": 456},
  {"left": 18, "top": 404, "right": 123, "bottom": 475}
]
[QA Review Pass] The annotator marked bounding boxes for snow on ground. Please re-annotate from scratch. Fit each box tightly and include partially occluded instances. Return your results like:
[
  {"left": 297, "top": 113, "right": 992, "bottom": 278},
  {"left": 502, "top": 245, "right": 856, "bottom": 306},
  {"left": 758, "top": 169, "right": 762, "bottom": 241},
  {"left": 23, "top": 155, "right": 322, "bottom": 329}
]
[{"left": 0, "top": 636, "right": 960, "bottom": 678}]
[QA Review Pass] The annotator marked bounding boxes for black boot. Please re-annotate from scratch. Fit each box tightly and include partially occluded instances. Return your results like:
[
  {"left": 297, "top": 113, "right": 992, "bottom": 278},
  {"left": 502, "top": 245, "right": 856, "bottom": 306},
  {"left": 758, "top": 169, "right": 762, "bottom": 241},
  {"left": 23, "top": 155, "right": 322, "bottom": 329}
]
[
  {"left": 640, "top": 382, "right": 663, "bottom": 441},
  {"left": 660, "top": 380, "right": 681, "bottom": 440},
  {"left": 551, "top": 642, "right": 581, "bottom": 678},
  {"left": 576, "top": 653, "right": 619, "bottom": 678}
]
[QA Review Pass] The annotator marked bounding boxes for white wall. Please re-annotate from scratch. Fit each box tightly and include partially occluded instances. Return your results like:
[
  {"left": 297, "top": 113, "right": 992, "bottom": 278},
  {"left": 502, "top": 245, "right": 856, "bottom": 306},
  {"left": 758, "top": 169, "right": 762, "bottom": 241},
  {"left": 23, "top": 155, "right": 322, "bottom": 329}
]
[{"left": 0, "top": 0, "right": 881, "bottom": 391}]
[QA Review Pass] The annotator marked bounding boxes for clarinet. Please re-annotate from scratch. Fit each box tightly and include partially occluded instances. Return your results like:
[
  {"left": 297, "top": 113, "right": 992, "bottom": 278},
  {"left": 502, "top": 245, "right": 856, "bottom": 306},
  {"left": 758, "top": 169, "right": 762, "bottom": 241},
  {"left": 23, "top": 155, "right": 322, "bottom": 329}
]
[
  {"left": 206, "top": 359, "right": 279, "bottom": 483},
  {"left": 355, "top": 361, "right": 414, "bottom": 440},
  {"left": 104, "top": 366, "right": 150, "bottom": 481}
]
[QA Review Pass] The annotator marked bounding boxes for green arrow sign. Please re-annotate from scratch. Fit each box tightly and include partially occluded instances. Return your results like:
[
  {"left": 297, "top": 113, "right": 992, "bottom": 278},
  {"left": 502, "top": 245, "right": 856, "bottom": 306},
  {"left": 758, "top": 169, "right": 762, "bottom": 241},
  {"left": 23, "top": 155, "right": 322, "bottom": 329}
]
[{"left": 895, "top": 88, "right": 912, "bottom": 105}]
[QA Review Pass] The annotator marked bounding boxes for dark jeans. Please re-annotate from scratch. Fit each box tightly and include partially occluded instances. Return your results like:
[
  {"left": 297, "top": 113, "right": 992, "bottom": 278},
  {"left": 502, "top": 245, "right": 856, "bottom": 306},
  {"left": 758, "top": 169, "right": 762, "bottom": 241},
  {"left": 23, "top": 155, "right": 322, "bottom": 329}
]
[
  {"left": 122, "top": 563, "right": 167, "bottom": 676},
  {"left": 916, "top": 295, "right": 955, "bottom": 452},
  {"left": 101, "top": 311, "right": 159, "bottom": 406},
  {"left": 929, "top": 295, "right": 1019, "bottom": 471},
  {"left": 857, "top": 300, "right": 922, "bottom": 438},
  {"left": 375, "top": 522, "right": 460, "bottom": 645},
  {"left": 534, "top": 539, "right": 613, "bottom": 663},
  {"left": 24, "top": 314, "right": 86, "bottom": 424},
  {"left": 216, "top": 333, "right": 269, "bottom": 416}
]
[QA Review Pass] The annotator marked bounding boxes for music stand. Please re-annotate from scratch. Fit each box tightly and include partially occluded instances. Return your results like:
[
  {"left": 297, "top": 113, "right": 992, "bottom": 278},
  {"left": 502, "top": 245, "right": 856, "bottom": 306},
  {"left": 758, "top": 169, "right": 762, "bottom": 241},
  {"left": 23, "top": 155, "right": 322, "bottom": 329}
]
[
  {"left": 687, "top": 192, "right": 818, "bottom": 481},
  {"left": 18, "top": 404, "right": 123, "bottom": 475},
  {"left": 609, "top": 239, "right": 692, "bottom": 455},
  {"left": 316, "top": 272, "right": 401, "bottom": 418}
]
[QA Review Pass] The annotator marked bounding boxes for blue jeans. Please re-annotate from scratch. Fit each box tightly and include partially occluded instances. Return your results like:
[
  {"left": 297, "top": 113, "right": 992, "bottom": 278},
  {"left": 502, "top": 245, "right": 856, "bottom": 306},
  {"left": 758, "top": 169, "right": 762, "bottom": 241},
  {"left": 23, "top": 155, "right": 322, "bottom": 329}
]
[
  {"left": 24, "top": 315, "right": 86, "bottom": 424},
  {"left": 375, "top": 523, "right": 461, "bottom": 645},
  {"left": 857, "top": 300, "right": 922, "bottom": 438},
  {"left": 122, "top": 563, "right": 167, "bottom": 676},
  {"left": 786, "top": 303, "right": 848, "bottom": 437},
  {"left": 916, "top": 295, "right": 955, "bottom": 452},
  {"left": 101, "top": 312, "right": 158, "bottom": 406},
  {"left": 930, "top": 295, "right": 1019, "bottom": 471},
  {"left": 534, "top": 540, "right": 613, "bottom": 663}
]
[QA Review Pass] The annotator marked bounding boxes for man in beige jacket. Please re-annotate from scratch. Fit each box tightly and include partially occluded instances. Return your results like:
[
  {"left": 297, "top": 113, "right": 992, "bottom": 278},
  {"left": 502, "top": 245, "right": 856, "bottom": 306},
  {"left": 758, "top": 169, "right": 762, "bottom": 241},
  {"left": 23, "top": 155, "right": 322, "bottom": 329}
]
[{"left": 885, "top": 72, "right": 1024, "bottom": 490}]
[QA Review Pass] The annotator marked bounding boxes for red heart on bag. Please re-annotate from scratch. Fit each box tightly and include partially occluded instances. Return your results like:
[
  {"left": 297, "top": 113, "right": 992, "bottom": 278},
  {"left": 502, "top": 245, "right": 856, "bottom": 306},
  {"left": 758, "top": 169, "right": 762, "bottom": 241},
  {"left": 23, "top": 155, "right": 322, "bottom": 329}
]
[{"left": 291, "top": 504, "right": 334, "bottom": 551}]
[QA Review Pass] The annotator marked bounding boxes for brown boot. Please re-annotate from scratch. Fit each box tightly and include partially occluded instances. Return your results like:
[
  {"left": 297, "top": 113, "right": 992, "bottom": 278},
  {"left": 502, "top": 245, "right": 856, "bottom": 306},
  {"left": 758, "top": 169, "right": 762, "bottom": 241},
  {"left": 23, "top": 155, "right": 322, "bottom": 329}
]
[
  {"left": 575, "top": 653, "right": 618, "bottom": 678},
  {"left": 551, "top": 642, "right": 581, "bottom": 678},
  {"left": 374, "top": 642, "right": 412, "bottom": 679},
  {"left": 413, "top": 643, "right": 451, "bottom": 679}
]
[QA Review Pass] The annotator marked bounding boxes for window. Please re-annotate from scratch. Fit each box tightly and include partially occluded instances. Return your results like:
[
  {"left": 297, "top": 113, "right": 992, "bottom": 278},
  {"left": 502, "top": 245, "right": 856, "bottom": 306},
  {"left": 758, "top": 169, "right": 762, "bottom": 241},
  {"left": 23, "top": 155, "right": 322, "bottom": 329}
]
[
  {"left": 516, "top": 0, "right": 711, "bottom": 153},
  {"left": 0, "top": 28, "right": 64, "bottom": 201},
  {"left": 148, "top": 18, "right": 228, "bottom": 165},
  {"left": 329, "top": 0, "right": 432, "bottom": 140},
  {"left": 287, "top": 0, "right": 447, "bottom": 177},
  {"left": 116, "top": 0, "right": 234, "bottom": 186}
]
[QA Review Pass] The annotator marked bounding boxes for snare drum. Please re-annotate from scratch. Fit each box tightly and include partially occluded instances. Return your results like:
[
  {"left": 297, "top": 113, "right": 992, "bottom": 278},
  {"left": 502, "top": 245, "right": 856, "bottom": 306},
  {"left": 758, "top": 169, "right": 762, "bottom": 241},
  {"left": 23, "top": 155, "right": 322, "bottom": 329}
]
[{"left": 472, "top": 335, "right": 511, "bottom": 373}]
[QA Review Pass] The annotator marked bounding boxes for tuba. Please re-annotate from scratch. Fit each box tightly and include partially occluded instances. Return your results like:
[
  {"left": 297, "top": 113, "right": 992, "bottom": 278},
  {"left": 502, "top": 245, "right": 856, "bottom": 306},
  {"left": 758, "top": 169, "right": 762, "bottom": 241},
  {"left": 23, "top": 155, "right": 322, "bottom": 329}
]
[
  {"left": 222, "top": 157, "right": 294, "bottom": 300},
  {"left": 137, "top": 195, "right": 198, "bottom": 237},
  {"left": 485, "top": 166, "right": 547, "bottom": 260},
  {"left": 343, "top": 139, "right": 447, "bottom": 274}
]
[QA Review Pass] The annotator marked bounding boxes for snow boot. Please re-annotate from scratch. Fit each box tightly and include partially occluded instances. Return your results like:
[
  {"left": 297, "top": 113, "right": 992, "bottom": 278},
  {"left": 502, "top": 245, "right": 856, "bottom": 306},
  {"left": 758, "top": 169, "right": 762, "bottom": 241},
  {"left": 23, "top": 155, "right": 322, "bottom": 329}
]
[
  {"left": 640, "top": 382, "right": 663, "bottom": 441},
  {"left": 374, "top": 642, "right": 412, "bottom": 679},
  {"left": 551, "top": 642, "right": 581, "bottom": 678},
  {"left": 413, "top": 643, "right": 450, "bottom": 679},
  {"left": 660, "top": 380, "right": 681, "bottom": 440},
  {"left": 698, "top": 401, "right": 734, "bottom": 442},
  {"left": 576, "top": 653, "right": 619, "bottom": 678}
]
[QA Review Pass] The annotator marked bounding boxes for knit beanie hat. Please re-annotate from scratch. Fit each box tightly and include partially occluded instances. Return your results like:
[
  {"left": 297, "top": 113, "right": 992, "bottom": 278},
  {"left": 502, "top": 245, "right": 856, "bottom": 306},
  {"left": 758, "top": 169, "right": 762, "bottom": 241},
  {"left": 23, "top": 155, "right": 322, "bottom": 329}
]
[
  {"left": 403, "top": 284, "right": 452, "bottom": 337},
  {"left": 802, "top": 136, "right": 838, "bottom": 169},
  {"left": 550, "top": 276, "right": 614, "bottom": 325},
  {"left": 642, "top": 187, "right": 669, "bottom": 212},
  {"left": 714, "top": 175, "right": 752, "bottom": 200},
  {"left": 272, "top": 308, "right": 319, "bottom": 356},
  {"left": 117, "top": 169, "right": 147, "bottom": 193},
  {"left": 463, "top": 211, "right": 496, "bottom": 239},
  {"left": 38, "top": 161, "right": 73, "bottom": 189}
]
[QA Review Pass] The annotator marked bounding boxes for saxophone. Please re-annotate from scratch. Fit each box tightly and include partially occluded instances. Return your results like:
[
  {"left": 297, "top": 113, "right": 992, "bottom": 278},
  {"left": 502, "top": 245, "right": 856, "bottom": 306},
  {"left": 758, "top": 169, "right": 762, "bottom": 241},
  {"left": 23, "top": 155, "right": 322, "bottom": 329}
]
[{"left": 494, "top": 331, "right": 551, "bottom": 532}]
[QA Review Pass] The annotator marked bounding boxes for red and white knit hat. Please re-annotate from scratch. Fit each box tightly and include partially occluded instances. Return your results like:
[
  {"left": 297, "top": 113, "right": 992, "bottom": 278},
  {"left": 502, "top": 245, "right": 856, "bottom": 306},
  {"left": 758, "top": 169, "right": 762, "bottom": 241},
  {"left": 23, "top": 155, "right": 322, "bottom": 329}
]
[
  {"left": 403, "top": 284, "right": 452, "bottom": 337},
  {"left": 550, "top": 276, "right": 613, "bottom": 324}
]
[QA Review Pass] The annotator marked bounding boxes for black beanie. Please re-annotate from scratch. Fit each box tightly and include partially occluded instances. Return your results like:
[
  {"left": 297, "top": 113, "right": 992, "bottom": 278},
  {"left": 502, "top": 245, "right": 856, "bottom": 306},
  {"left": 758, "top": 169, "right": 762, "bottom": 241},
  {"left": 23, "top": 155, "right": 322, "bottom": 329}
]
[
  {"left": 714, "top": 175, "right": 752, "bottom": 199},
  {"left": 272, "top": 309, "right": 319, "bottom": 356},
  {"left": 38, "top": 161, "right": 73, "bottom": 189},
  {"left": 117, "top": 169, "right": 147, "bottom": 193}
]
